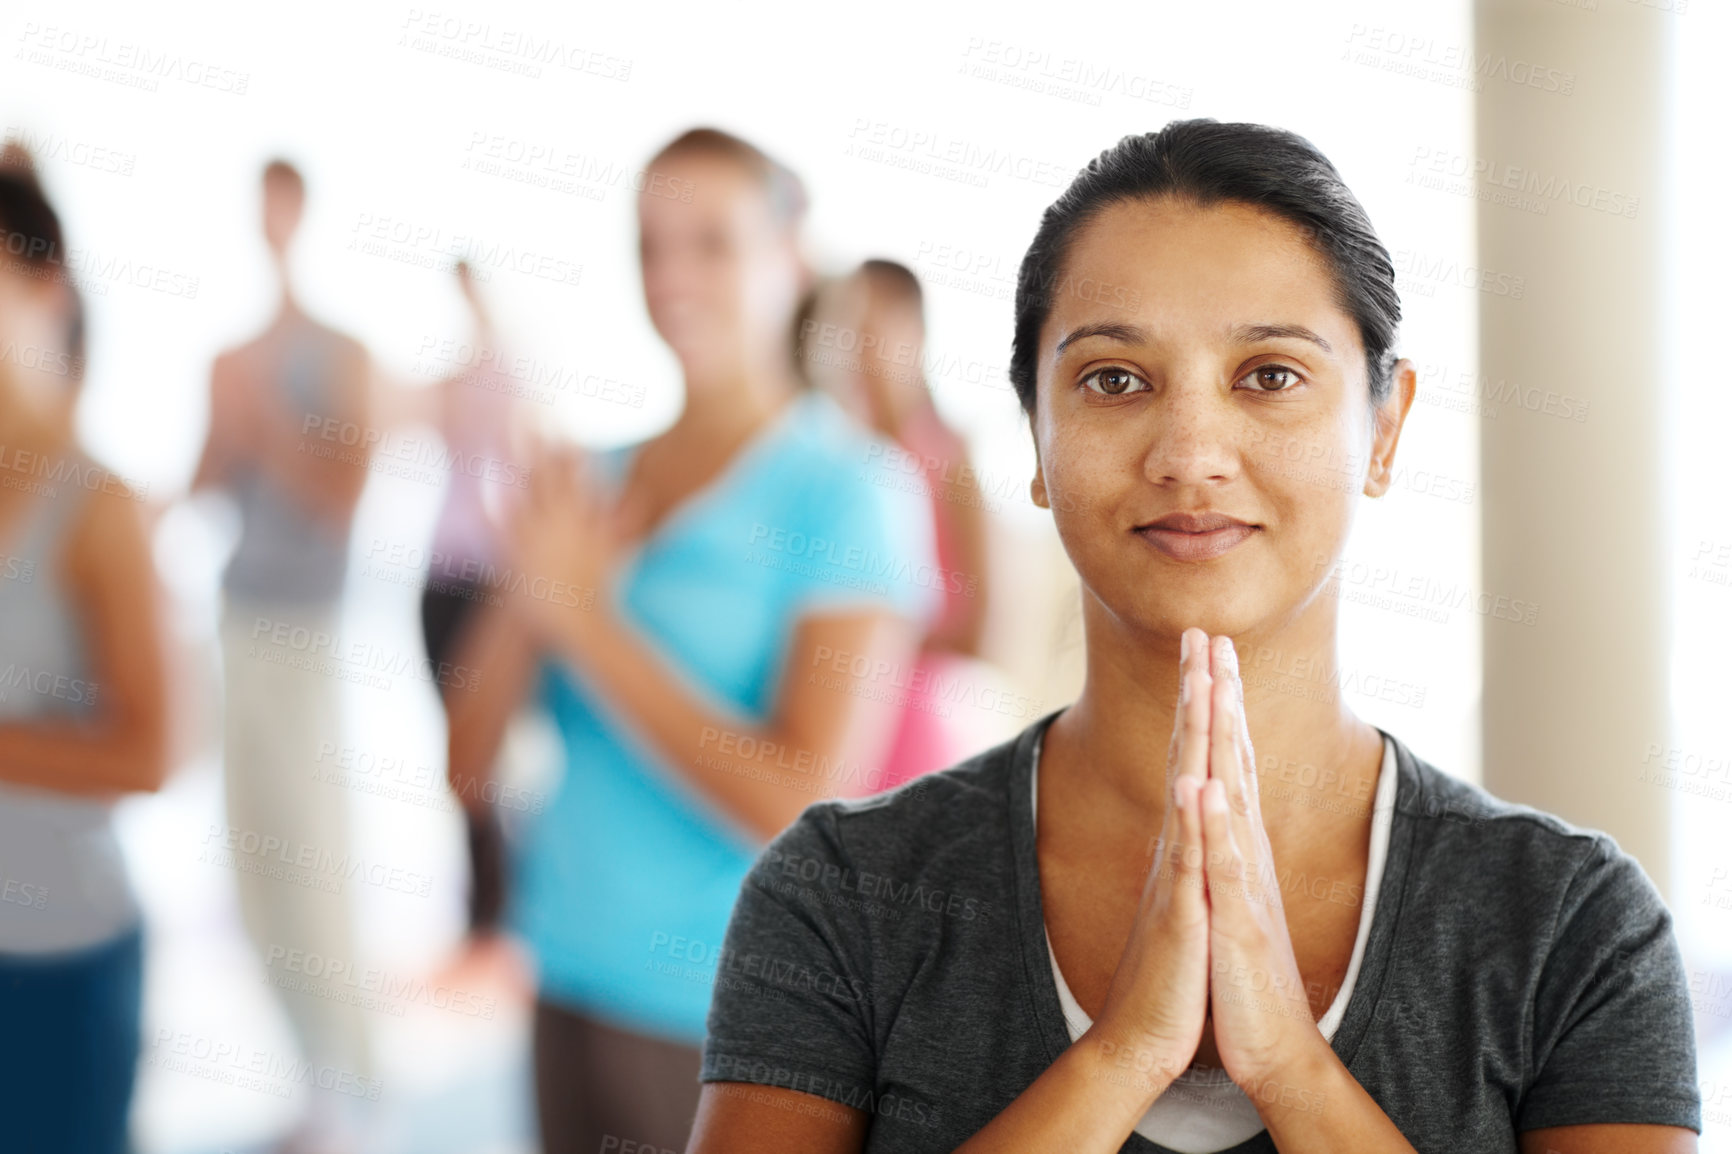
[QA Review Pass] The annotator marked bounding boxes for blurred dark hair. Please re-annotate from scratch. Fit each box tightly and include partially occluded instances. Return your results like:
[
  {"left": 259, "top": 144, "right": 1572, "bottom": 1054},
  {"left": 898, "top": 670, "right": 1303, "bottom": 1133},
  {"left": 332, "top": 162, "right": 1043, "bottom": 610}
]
[
  {"left": 1009, "top": 119, "right": 1401, "bottom": 416},
  {"left": 789, "top": 277, "right": 835, "bottom": 392},
  {"left": 0, "top": 145, "right": 86, "bottom": 378},
  {"left": 262, "top": 157, "right": 305, "bottom": 196},
  {"left": 648, "top": 127, "right": 807, "bottom": 228},
  {"left": 858, "top": 258, "right": 924, "bottom": 314}
]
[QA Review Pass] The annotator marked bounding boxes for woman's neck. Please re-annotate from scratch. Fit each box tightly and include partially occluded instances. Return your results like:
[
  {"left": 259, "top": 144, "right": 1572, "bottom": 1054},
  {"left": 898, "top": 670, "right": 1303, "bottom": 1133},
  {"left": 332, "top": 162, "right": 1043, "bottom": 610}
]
[
  {"left": 0, "top": 420, "right": 74, "bottom": 549},
  {"left": 269, "top": 272, "right": 306, "bottom": 333},
  {"left": 0, "top": 407, "right": 73, "bottom": 463},
  {"left": 1045, "top": 596, "right": 1383, "bottom": 865},
  {"left": 672, "top": 358, "right": 798, "bottom": 446}
]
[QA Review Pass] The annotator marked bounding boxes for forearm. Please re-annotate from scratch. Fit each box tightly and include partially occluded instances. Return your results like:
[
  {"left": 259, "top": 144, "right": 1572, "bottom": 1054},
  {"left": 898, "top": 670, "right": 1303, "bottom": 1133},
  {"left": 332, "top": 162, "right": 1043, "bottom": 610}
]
[
  {"left": 548, "top": 611, "right": 825, "bottom": 841},
  {"left": 956, "top": 1027, "right": 1176, "bottom": 1153},
  {"left": 445, "top": 603, "right": 537, "bottom": 804},
  {"left": 1255, "top": 1043, "right": 1418, "bottom": 1153},
  {"left": 0, "top": 720, "right": 168, "bottom": 796}
]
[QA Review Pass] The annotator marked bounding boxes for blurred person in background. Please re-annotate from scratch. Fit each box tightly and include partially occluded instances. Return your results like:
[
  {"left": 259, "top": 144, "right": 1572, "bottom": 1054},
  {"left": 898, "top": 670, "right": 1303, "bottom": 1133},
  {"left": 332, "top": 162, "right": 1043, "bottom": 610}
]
[
  {"left": 445, "top": 126, "right": 941, "bottom": 1152},
  {"left": 418, "top": 258, "right": 523, "bottom": 982},
  {"left": 190, "top": 157, "right": 376, "bottom": 1154},
  {"left": 797, "top": 260, "right": 995, "bottom": 790},
  {"left": 0, "top": 144, "right": 172, "bottom": 1153}
]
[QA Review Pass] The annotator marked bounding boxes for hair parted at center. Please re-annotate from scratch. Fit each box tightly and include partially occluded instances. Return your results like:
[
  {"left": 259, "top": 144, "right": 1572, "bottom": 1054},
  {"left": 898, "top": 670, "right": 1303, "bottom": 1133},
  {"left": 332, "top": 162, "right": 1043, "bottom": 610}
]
[{"left": 1009, "top": 119, "right": 1402, "bottom": 415}]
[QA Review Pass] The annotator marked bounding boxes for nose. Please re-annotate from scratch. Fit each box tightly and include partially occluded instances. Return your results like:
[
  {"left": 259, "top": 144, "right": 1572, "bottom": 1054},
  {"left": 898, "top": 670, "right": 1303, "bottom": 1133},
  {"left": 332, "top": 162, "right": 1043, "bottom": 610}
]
[{"left": 1140, "top": 375, "right": 1240, "bottom": 487}]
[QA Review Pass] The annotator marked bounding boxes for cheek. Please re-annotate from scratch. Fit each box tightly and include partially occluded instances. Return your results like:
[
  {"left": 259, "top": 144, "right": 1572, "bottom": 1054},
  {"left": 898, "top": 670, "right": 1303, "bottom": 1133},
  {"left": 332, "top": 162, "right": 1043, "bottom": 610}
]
[
  {"left": 742, "top": 256, "right": 797, "bottom": 324},
  {"left": 0, "top": 292, "right": 60, "bottom": 362},
  {"left": 674, "top": 251, "right": 734, "bottom": 312},
  {"left": 1041, "top": 423, "right": 1129, "bottom": 526},
  {"left": 640, "top": 254, "right": 688, "bottom": 302},
  {"left": 0, "top": 320, "right": 70, "bottom": 423},
  {"left": 1245, "top": 439, "right": 1362, "bottom": 580},
  {"left": 1245, "top": 404, "right": 1367, "bottom": 490}
]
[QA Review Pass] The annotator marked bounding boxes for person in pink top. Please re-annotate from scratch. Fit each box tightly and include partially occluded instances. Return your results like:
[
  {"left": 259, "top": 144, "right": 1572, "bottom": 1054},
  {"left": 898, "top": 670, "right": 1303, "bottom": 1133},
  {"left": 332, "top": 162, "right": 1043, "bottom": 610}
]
[{"left": 804, "top": 260, "right": 994, "bottom": 790}]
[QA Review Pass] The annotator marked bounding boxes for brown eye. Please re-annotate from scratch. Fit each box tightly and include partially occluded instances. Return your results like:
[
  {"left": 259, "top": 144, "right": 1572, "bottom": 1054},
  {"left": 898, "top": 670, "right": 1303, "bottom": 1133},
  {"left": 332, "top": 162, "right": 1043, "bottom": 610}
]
[
  {"left": 1082, "top": 367, "right": 1148, "bottom": 396},
  {"left": 1239, "top": 365, "right": 1302, "bottom": 392}
]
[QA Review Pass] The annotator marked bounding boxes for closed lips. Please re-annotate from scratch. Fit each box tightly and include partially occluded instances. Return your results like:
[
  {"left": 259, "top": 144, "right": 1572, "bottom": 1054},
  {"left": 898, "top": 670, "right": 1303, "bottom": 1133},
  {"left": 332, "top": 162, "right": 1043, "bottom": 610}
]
[
  {"left": 1137, "top": 512, "right": 1254, "bottom": 533},
  {"left": 1135, "top": 513, "right": 1258, "bottom": 561}
]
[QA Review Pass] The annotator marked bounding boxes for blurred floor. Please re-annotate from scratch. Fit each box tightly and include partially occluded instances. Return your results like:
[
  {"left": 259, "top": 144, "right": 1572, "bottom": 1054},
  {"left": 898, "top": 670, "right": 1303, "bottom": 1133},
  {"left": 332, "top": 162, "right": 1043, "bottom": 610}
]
[{"left": 122, "top": 752, "right": 537, "bottom": 1154}]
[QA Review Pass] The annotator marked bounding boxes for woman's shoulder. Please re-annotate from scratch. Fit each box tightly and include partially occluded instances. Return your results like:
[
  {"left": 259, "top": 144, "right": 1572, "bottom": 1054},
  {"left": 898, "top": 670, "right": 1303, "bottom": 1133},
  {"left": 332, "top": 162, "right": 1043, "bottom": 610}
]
[
  {"left": 62, "top": 449, "right": 150, "bottom": 564},
  {"left": 1395, "top": 736, "right": 1625, "bottom": 850},
  {"left": 772, "top": 391, "right": 899, "bottom": 482},
  {"left": 1387, "top": 734, "right": 1671, "bottom": 928},
  {"left": 746, "top": 725, "right": 1025, "bottom": 904},
  {"left": 1379, "top": 738, "right": 1698, "bottom": 1133},
  {"left": 751, "top": 391, "right": 944, "bottom": 619}
]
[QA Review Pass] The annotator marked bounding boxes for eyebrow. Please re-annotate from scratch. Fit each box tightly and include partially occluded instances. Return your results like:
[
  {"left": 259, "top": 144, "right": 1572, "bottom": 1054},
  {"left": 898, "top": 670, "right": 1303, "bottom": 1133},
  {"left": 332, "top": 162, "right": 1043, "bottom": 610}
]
[
  {"left": 1229, "top": 322, "right": 1332, "bottom": 353},
  {"left": 1052, "top": 320, "right": 1335, "bottom": 357},
  {"left": 1053, "top": 322, "right": 1152, "bottom": 357}
]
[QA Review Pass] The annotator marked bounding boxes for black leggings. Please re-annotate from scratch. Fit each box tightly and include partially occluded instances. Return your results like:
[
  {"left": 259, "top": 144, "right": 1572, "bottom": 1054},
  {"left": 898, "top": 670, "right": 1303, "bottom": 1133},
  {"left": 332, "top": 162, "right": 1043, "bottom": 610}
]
[
  {"left": 532, "top": 999, "right": 704, "bottom": 1154},
  {"left": 421, "top": 578, "right": 507, "bottom": 933}
]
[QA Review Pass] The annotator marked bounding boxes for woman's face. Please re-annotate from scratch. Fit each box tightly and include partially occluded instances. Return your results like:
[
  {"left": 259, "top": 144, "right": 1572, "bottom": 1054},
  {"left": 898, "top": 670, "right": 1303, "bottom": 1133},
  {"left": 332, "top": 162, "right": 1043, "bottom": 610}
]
[
  {"left": 846, "top": 281, "right": 926, "bottom": 429},
  {"left": 637, "top": 152, "right": 801, "bottom": 385},
  {"left": 1029, "top": 196, "right": 1409, "bottom": 642},
  {"left": 261, "top": 173, "right": 302, "bottom": 261},
  {"left": 0, "top": 263, "right": 76, "bottom": 442},
  {"left": 817, "top": 274, "right": 924, "bottom": 434}
]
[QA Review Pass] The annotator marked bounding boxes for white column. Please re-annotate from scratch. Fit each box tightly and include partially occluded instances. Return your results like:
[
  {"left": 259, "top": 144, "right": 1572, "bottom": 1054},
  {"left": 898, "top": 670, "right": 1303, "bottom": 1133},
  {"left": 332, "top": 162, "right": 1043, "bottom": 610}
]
[{"left": 1476, "top": 0, "right": 1673, "bottom": 893}]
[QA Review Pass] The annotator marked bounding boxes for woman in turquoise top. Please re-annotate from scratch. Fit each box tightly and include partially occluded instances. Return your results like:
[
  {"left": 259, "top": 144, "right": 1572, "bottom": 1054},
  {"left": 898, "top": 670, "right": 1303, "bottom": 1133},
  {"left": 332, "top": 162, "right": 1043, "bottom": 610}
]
[{"left": 446, "top": 127, "right": 944, "bottom": 1153}]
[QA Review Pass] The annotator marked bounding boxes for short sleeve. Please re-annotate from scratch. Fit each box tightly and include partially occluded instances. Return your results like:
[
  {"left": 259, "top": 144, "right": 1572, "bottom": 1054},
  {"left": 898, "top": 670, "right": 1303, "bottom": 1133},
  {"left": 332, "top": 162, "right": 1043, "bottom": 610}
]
[
  {"left": 1517, "top": 834, "right": 1701, "bottom": 1132},
  {"left": 700, "top": 805, "right": 879, "bottom": 1110},
  {"left": 775, "top": 440, "right": 945, "bottom": 629}
]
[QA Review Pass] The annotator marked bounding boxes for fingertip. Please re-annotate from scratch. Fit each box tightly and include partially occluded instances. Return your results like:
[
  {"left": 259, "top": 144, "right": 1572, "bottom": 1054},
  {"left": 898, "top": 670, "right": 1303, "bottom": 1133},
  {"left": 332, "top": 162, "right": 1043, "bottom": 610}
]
[
  {"left": 1209, "top": 633, "right": 1230, "bottom": 675},
  {"left": 1181, "top": 627, "right": 1207, "bottom": 668}
]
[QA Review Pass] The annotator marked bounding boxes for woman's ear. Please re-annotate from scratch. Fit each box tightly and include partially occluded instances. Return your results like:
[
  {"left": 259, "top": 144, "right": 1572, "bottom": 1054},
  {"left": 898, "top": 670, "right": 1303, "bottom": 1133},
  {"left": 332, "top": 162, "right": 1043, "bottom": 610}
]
[
  {"left": 1363, "top": 358, "right": 1417, "bottom": 498},
  {"left": 1029, "top": 423, "right": 1051, "bottom": 510}
]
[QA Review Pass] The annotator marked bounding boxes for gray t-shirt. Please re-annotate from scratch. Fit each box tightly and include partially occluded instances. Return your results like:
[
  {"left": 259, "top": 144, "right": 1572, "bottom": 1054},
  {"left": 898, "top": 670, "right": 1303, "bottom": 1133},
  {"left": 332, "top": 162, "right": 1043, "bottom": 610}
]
[{"left": 699, "top": 708, "right": 1701, "bottom": 1152}]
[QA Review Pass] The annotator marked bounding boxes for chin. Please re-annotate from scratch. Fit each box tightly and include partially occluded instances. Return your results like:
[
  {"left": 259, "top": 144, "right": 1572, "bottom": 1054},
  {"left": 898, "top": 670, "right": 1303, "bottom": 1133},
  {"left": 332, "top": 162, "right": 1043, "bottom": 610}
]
[
  {"left": 1115, "top": 585, "right": 1267, "bottom": 644},
  {"left": 1150, "top": 611, "right": 1255, "bottom": 642}
]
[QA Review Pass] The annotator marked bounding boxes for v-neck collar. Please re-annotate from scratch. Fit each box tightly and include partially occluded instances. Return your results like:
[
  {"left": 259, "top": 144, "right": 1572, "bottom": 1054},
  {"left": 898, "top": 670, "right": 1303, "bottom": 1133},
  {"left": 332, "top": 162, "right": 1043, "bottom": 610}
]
[
  {"left": 606, "top": 391, "right": 807, "bottom": 569},
  {"left": 1006, "top": 707, "right": 1419, "bottom": 1154}
]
